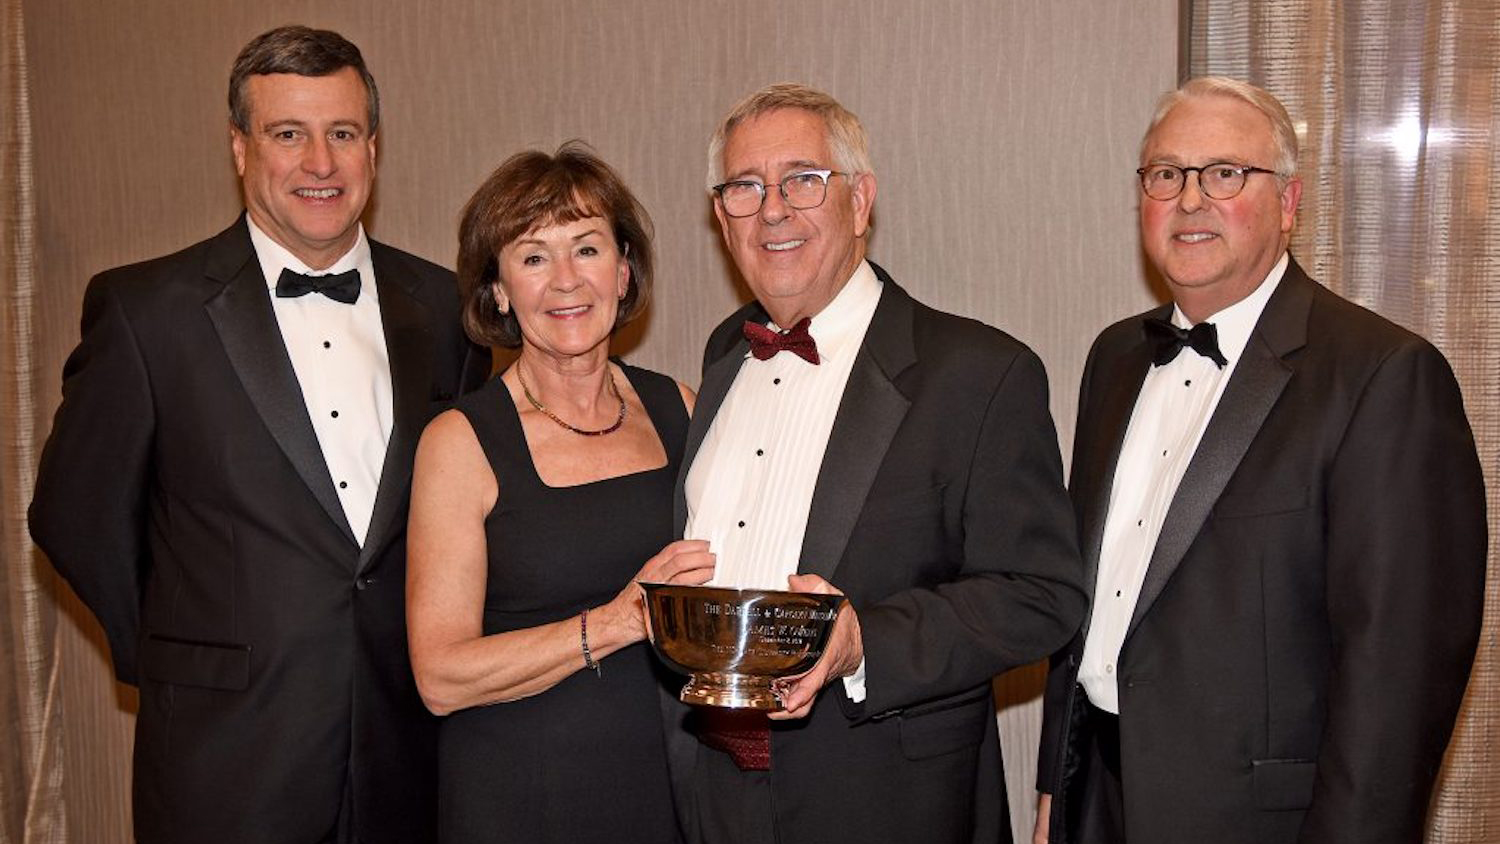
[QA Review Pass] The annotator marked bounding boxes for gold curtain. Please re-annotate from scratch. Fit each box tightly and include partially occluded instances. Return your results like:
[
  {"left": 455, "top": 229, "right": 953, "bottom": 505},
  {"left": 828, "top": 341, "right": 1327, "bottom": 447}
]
[
  {"left": 1188, "top": 1, "right": 1500, "bottom": 840},
  {"left": 1, "top": 0, "right": 67, "bottom": 842}
]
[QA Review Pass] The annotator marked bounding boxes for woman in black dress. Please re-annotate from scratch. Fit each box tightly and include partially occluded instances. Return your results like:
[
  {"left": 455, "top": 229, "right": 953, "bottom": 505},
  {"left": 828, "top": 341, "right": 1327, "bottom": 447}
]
[{"left": 407, "top": 143, "right": 713, "bottom": 843}]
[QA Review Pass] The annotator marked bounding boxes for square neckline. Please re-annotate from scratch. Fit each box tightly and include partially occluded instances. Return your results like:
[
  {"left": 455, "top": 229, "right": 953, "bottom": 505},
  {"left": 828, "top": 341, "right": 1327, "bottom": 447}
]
[{"left": 506, "top": 361, "right": 675, "bottom": 491}]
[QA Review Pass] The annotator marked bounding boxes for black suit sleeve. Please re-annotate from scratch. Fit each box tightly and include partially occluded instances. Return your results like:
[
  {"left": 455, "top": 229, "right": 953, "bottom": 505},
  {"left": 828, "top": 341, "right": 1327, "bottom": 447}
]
[
  {"left": 859, "top": 347, "right": 1087, "bottom": 715},
  {"left": 455, "top": 338, "right": 492, "bottom": 396},
  {"left": 1036, "top": 330, "right": 1109, "bottom": 797},
  {"left": 1298, "top": 339, "right": 1485, "bottom": 844},
  {"left": 30, "top": 274, "right": 155, "bottom": 684}
]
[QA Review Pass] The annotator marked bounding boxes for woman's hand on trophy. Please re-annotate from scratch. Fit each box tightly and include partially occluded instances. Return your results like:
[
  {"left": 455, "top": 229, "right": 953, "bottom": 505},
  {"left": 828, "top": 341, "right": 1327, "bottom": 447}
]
[
  {"left": 635, "top": 539, "right": 715, "bottom": 586},
  {"left": 769, "top": 574, "right": 863, "bottom": 720},
  {"left": 598, "top": 540, "right": 715, "bottom": 644}
]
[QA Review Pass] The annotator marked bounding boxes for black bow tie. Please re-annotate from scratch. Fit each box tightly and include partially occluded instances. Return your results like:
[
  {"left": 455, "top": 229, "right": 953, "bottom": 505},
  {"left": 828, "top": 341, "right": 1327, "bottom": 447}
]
[
  {"left": 275, "top": 267, "right": 361, "bottom": 304},
  {"left": 743, "top": 317, "right": 819, "bottom": 365},
  {"left": 1143, "top": 317, "right": 1228, "bottom": 368}
]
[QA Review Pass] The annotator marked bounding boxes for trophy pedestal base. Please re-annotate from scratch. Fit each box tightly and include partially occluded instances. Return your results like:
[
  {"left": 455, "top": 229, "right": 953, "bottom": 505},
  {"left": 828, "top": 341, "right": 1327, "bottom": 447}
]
[{"left": 680, "top": 672, "right": 782, "bottom": 710}]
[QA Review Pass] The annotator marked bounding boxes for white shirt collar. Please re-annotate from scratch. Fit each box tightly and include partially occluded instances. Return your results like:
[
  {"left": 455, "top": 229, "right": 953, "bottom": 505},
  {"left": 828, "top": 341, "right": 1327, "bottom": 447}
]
[
  {"left": 764, "top": 260, "right": 882, "bottom": 366},
  {"left": 1170, "top": 251, "right": 1289, "bottom": 366},
  {"left": 246, "top": 215, "right": 371, "bottom": 289}
]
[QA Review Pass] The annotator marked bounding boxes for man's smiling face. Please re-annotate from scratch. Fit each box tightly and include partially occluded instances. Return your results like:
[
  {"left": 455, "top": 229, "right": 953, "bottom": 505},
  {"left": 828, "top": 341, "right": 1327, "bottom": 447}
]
[
  {"left": 231, "top": 67, "right": 376, "bottom": 270},
  {"left": 714, "top": 108, "right": 874, "bottom": 326},
  {"left": 1139, "top": 94, "right": 1300, "bottom": 318}
]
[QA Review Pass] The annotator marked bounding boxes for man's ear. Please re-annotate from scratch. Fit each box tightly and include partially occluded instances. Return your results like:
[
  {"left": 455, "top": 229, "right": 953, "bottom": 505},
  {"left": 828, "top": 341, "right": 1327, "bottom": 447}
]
[
  {"left": 712, "top": 195, "right": 732, "bottom": 243},
  {"left": 850, "top": 172, "right": 877, "bottom": 238},
  {"left": 230, "top": 125, "right": 248, "bottom": 177},
  {"left": 1279, "top": 176, "right": 1302, "bottom": 233}
]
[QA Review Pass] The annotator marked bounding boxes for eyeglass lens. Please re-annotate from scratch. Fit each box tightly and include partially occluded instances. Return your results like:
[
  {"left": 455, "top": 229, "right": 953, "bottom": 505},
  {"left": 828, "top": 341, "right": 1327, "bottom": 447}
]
[
  {"left": 1141, "top": 164, "right": 1250, "bottom": 200},
  {"left": 719, "top": 172, "right": 831, "bottom": 217}
]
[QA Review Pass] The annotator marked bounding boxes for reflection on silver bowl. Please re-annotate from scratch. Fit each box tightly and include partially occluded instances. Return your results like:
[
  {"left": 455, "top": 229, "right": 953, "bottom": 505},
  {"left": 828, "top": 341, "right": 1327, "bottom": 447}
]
[{"left": 640, "top": 582, "right": 843, "bottom": 710}]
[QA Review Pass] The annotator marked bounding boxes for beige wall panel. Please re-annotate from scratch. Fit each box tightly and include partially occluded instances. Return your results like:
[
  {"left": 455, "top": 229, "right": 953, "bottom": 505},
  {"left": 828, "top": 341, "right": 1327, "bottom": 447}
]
[{"left": 23, "top": 1, "right": 1177, "bottom": 840}]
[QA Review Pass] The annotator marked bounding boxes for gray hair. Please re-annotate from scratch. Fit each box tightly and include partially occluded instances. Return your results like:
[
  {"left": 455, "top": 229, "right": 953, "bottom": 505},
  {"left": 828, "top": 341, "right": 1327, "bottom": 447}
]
[
  {"left": 1143, "top": 76, "right": 1298, "bottom": 177},
  {"left": 706, "top": 83, "right": 872, "bottom": 190}
]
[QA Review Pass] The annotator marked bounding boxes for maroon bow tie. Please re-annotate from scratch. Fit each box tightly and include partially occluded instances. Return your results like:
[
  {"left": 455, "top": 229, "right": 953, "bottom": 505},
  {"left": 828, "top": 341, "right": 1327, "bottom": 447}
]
[{"left": 743, "top": 317, "right": 819, "bottom": 365}]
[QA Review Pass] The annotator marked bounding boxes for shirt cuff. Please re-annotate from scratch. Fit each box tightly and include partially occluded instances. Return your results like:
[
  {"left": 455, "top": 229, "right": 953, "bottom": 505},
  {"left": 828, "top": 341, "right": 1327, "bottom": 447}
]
[{"left": 840, "top": 658, "right": 868, "bottom": 702}]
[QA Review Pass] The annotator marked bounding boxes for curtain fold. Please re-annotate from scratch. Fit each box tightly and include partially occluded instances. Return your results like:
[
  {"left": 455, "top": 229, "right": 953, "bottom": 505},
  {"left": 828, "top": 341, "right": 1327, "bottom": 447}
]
[
  {"left": 1, "top": 1, "right": 67, "bottom": 842},
  {"left": 1189, "top": 2, "right": 1500, "bottom": 840}
]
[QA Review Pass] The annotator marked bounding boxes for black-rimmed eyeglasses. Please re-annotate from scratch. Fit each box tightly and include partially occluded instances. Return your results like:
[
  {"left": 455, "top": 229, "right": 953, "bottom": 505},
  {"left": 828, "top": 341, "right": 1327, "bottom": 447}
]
[
  {"left": 1137, "top": 162, "right": 1280, "bottom": 201},
  {"left": 712, "top": 169, "right": 847, "bottom": 218}
]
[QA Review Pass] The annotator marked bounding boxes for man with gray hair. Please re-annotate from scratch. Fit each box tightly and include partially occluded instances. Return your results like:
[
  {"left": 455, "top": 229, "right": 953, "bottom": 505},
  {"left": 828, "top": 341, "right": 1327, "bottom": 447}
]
[
  {"left": 664, "top": 82, "right": 1087, "bottom": 844},
  {"left": 30, "top": 25, "right": 488, "bottom": 844},
  {"left": 1033, "top": 76, "right": 1485, "bottom": 844}
]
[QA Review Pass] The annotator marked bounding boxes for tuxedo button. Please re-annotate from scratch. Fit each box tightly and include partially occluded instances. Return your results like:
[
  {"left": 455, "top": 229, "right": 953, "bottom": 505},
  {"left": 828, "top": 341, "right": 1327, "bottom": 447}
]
[{"left": 355, "top": 577, "right": 371, "bottom": 591}]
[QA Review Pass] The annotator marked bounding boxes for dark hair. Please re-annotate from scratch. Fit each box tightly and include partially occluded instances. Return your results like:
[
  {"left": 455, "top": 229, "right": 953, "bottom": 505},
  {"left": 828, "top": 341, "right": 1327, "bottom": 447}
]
[
  {"left": 457, "top": 142, "right": 655, "bottom": 349},
  {"left": 228, "top": 26, "right": 379, "bottom": 133}
]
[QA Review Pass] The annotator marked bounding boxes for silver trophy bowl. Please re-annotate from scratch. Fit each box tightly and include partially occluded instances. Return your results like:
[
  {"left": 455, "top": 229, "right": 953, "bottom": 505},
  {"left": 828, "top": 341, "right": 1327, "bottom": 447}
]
[{"left": 640, "top": 582, "right": 843, "bottom": 710}]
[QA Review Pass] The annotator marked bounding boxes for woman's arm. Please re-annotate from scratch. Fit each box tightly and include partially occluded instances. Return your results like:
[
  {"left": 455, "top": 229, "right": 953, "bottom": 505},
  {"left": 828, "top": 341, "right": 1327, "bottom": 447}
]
[{"left": 406, "top": 409, "right": 713, "bottom": 714}]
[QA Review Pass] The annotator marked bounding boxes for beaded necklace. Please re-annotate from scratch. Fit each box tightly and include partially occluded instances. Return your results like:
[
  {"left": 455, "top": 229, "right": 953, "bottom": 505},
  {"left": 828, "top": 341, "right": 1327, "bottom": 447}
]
[{"left": 516, "top": 363, "right": 627, "bottom": 436}]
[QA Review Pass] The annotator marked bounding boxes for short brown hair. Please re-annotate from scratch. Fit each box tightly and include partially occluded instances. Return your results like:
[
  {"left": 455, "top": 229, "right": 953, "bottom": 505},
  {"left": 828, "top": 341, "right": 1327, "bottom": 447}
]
[
  {"left": 458, "top": 142, "right": 654, "bottom": 349},
  {"left": 229, "top": 26, "right": 379, "bottom": 133}
]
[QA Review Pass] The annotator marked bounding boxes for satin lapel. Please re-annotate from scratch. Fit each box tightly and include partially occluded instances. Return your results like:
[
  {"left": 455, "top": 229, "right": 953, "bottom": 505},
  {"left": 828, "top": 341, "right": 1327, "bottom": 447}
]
[
  {"left": 202, "top": 221, "right": 356, "bottom": 545},
  {"left": 357, "top": 246, "right": 432, "bottom": 571},
  {"left": 1126, "top": 268, "right": 1312, "bottom": 637},
  {"left": 798, "top": 278, "right": 915, "bottom": 581},
  {"left": 673, "top": 340, "right": 748, "bottom": 534},
  {"left": 1077, "top": 338, "right": 1154, "bottom": 586}
]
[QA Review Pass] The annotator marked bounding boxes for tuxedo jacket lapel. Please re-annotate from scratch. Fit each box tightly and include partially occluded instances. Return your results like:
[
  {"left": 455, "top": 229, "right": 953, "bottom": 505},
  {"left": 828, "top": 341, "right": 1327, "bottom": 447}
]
[
  {"left": 674, "top": 269, "right": 917, "bottom": 579},
  {"left": 358, "top": 244, "right": 433, "bottom": 571},
  {"left": 202, "top": 220, "right": 357, "bottom": 547},
  {"left": 1126, "top": 267, "right": 1312, "bottom": 637},
  {"left": 799, "top": 271, "right": 915, "bottom": 581},
  {"left": 1076, "top": 332, "right": 1156, "bottom": 588}
]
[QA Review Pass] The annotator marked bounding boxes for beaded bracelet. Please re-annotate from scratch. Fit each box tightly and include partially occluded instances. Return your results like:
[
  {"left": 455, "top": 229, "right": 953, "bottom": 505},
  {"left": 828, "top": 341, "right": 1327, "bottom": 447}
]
[{"left": 580, "top": 609, "right": 601, "bottom": 676}]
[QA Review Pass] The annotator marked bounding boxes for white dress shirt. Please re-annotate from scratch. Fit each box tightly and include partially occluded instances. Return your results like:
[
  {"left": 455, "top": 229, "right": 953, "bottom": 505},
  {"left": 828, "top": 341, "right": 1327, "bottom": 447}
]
[
  {"left": 247, "top": 218, "right": 393, "bottom": 546},
  {"left": 1078, "top": 252, "right": 1288, "bottom": 714},
  {"left": 685, "top": 260, "right": 882, "bottom": 700}
]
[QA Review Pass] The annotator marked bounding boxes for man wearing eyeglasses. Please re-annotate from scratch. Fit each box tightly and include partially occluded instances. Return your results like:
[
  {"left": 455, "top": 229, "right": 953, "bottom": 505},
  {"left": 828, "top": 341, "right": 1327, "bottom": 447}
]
[
  {"left": 1033, "top": 77, "right": 1485, "bottom": 844},
  {"left": 658, "top": 84, "right": 1088, "bottom": 844}
]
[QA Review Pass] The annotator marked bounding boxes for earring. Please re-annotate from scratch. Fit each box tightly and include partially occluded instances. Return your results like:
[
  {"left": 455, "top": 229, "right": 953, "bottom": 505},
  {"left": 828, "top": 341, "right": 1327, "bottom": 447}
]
[{"left": 497, "top": 302, "right": 510, "bottom": 316}]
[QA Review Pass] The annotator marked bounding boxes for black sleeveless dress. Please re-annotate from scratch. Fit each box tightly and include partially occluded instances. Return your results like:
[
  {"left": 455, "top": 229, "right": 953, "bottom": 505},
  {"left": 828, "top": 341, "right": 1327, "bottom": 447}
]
[{"left": 437, "top": 364, "right": 687, "bottom": 844}]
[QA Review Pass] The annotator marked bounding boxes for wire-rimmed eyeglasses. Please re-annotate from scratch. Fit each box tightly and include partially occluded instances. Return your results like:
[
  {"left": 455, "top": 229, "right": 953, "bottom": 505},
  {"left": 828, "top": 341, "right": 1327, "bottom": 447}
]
[
  {"left": 712, "top": 169, "right": 848, "bottom": 218},
  {"left": 1137, "top": 162, "right": 1280, "bottom": 201}
]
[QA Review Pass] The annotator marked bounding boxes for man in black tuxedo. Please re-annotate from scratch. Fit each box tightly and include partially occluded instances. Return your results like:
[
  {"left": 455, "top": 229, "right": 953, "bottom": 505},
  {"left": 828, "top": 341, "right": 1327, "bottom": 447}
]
[
  {"left": 1034, "top": 77, "right": 1486, "bottom": 844},
  {"left": 29, "top": 26, "right": 488, "bottom": 844},
  {"left": 663, "top": 83, "right": 1087, "bottom": 844}
]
